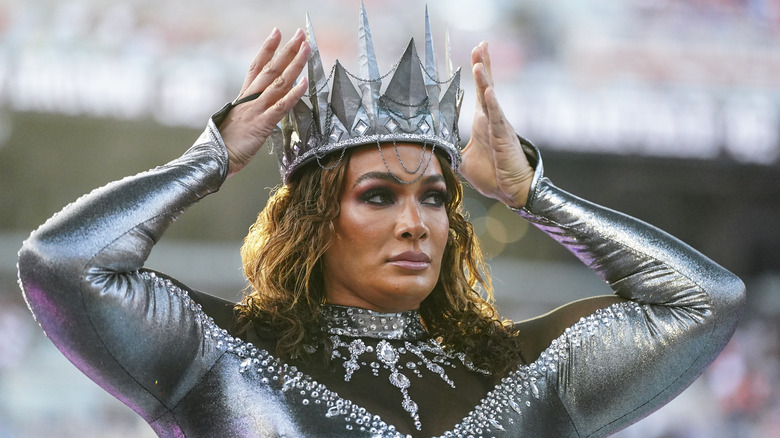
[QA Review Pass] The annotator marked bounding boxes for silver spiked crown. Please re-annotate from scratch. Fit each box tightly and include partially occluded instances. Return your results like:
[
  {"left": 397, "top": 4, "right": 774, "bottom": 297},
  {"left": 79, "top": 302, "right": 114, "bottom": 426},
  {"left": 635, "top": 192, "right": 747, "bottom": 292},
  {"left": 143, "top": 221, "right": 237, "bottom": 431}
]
[{"left": 267, "top": 4, "right": 464, "bottom": 183}]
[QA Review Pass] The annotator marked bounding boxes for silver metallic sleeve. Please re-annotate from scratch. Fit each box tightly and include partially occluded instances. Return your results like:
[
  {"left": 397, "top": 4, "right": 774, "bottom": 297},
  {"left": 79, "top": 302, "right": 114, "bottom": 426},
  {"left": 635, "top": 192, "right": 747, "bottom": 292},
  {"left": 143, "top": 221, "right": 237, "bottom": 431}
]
[
  {"left": 17, "top": 117, "right": 230, "bottom": 425},
  {"left": 514, "top": 139, "right": 746, "bottom": 436}
]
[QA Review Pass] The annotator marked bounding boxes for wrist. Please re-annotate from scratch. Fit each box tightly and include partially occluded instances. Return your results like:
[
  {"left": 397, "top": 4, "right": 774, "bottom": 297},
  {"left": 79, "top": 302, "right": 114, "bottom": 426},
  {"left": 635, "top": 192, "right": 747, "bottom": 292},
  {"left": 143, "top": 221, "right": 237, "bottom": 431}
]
[{"left": 505, "top": 168, "right": 535, "bottom": 209}]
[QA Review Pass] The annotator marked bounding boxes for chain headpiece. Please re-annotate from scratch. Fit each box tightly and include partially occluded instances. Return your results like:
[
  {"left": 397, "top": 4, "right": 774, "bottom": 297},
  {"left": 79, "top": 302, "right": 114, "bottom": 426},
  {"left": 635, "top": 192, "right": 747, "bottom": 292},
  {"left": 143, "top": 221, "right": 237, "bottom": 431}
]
[{"left": 266, "top": 3, "right": 463, "bottom": 183}]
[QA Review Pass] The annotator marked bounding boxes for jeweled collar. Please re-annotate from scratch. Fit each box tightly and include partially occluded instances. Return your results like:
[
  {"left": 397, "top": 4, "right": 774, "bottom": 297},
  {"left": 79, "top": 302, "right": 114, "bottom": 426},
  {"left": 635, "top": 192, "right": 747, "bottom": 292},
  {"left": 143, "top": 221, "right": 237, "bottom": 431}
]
[{"left": 321, "top": 305, "right": 428, "bottom": 341}]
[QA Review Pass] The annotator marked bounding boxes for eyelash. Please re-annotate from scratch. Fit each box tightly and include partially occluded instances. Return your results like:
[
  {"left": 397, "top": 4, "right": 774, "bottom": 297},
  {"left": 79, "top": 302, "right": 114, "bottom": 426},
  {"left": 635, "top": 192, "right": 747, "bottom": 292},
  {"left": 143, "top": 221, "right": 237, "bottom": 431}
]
[
  {"left": 361, "top": 188, "right": 393, "bottom": 205},
  {"left": 360, "top": 188, "right": 448, "bottom": 207},
  {"left": 422, "top": 190, "right": 448, "bottom": 207}
]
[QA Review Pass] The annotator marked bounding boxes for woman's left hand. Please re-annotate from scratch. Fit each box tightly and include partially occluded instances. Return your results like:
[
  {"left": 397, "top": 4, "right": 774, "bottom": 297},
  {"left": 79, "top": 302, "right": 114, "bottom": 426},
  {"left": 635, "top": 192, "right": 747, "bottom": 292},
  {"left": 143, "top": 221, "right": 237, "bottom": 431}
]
[{"left": 459, "top": 42, "right": 535, "bottom": 208}]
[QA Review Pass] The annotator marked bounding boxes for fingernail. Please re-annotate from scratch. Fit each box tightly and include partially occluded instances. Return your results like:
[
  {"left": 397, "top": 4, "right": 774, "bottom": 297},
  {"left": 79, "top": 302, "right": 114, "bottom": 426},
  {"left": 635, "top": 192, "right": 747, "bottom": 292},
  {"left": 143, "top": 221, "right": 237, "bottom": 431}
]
[{"left": 265, "top": 27, "right": 278, "bottom": 41}]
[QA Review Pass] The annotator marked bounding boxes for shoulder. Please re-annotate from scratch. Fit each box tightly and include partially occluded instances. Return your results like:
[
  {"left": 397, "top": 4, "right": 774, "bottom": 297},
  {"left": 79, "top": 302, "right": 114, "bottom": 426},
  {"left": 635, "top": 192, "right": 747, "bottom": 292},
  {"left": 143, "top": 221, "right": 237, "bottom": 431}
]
[
  {"left": 155, "top": 272, "right": 238, "bottom": 335},
  {"left": 187, "top": 288, "right": 237, "bottom": 329}
]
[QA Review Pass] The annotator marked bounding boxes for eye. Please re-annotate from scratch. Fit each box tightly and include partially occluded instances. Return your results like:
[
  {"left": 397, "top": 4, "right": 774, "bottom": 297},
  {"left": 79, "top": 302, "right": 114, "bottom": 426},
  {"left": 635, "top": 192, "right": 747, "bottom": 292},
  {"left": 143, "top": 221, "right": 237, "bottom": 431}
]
[
  {"left": 361, "top": 188, "right": 395, "bottom": 205},
  {"left": 421, "top": 190, "right": 447, "bottom": 207}
]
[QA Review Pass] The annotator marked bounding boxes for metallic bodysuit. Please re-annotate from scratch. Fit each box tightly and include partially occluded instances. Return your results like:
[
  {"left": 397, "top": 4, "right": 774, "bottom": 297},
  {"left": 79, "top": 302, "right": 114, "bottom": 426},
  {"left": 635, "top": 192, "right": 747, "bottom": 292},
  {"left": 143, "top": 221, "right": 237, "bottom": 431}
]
[{"left": 18, "top": 116, "right": 745, "bottom": 437}]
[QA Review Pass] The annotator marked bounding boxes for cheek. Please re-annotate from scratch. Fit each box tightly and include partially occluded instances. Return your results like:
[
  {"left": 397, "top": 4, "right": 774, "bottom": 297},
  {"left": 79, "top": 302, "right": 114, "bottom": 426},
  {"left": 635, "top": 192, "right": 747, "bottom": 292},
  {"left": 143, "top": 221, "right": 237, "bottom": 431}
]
[
  {"left": 333, "top": 206, "right": 381, "bottom": 247},
  {"left": 430, "top": 214, "right": 450, "bottom": 249}
]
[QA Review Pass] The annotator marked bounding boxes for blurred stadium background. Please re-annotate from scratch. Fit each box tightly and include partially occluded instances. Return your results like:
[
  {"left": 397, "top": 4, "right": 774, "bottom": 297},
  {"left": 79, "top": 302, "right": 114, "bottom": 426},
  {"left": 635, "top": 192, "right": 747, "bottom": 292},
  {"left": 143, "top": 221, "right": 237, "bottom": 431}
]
[{"left": 1, "top": 0, "right": 779, "bottom": 436}]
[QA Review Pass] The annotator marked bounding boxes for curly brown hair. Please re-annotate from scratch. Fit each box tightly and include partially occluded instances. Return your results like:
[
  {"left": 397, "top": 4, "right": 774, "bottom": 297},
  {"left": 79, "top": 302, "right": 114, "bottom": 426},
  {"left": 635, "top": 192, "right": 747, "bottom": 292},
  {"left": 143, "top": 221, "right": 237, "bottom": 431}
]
[{"left": 235, "top": 147, "right": 525, "bottom": 376}]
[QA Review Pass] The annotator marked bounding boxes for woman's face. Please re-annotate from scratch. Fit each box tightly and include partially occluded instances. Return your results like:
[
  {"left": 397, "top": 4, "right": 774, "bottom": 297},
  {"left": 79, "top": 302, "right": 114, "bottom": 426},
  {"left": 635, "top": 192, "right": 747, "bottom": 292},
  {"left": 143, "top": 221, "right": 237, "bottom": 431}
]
[{"left": 322, "top": 143, "right": 450, "bottom": 313}]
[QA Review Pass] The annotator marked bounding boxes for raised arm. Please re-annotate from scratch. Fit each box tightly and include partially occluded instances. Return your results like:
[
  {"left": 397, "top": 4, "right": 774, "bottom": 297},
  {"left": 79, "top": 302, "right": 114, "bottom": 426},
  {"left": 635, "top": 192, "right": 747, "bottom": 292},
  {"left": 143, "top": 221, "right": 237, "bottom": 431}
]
[
  {"left": 460, "top": 42, "right": 745, "bottom": 436},
  {"left": 18, "top": 116, "right": 232, "bottom": 426},
  {"left": 516, "top": 141, "right": 743, "bottom": 435},
  {"left": 17, "top": 29, "right": 309, "bottom": 426}
]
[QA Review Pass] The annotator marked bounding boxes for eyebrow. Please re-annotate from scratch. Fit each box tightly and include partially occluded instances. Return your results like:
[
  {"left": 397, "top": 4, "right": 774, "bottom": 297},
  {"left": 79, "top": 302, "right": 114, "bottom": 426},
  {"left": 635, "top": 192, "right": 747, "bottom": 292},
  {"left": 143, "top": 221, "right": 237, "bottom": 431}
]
[{"left": 352, "top": 171, "right": 446, "bottom": 188}]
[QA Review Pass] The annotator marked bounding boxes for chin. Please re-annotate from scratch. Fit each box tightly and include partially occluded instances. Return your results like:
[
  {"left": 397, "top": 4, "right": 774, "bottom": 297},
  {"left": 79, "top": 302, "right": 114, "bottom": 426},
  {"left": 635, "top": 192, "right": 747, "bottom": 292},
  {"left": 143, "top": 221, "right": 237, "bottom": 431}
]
[
  {"left": 379, "top": 284, "right": 435, "bottom": 310},
  {"left": 392, "top": 276, "right": 436, "bottom": 293}
]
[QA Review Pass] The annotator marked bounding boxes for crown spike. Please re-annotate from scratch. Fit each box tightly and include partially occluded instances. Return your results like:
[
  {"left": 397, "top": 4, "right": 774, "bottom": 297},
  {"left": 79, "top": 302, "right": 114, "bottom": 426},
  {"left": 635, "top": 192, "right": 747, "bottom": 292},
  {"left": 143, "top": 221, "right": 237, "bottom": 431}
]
[
  {"left": 424, "top": 5, "right": 441, "bottom": 134},
  {"left": 273, "top": 6, "right": 462, "bottom": 183},
  {"left": 384, "top": 40, "right": 426, "bottom": 120},
  {"left": 358, "top": 1, "right": 381, "bottom": 130},
  {"left": 439, "top": 67, "right": 461, "bottom": 132},
  {"left": 424, "top": 6, "right": 437, "bottom": 82},
  {"left": 306, "top": 14, "right": 329, "bottom": 136},
  {"left": 287, "top": 99, "right": 314, "bottom": 154},
  {"left": 331, "top": 61, "right": 362, "bottom": 133}
]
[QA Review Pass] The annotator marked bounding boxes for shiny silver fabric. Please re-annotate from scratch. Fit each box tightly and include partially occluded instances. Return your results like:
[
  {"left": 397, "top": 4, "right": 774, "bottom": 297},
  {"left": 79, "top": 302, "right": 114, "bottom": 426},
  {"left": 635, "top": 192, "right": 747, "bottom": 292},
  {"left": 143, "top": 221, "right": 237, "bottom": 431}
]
[{"left": 17, "top": 116, "right": 745, "bottom": 437}]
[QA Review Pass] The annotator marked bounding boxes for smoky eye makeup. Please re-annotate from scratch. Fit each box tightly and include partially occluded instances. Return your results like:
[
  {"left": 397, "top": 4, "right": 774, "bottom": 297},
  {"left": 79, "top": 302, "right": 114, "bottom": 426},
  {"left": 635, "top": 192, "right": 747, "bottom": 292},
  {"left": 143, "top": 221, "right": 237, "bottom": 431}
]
[
  {"left": 421, "top": 189, "right": 448, "bottom": 207},
  {"left": 351, "top": 171, "right": 449, "bottom": 206},
  {"left": 358, "top": 186, "right": 395, "bottom": 205}
]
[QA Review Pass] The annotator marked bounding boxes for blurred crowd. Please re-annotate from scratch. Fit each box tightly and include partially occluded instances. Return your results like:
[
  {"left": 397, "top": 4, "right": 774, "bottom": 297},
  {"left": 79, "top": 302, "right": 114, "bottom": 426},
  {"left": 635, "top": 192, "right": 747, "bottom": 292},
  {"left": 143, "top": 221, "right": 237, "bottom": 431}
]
[{"left": 1, "top": 0, "right": 779, "bottom": 145}]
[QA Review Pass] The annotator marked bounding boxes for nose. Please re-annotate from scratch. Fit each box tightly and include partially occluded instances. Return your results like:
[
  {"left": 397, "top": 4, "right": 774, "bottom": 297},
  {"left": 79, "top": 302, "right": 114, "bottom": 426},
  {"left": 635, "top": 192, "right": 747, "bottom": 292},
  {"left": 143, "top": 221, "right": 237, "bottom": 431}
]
[{"left": 397, "top": 201, "right": 428, "bottom": 241}]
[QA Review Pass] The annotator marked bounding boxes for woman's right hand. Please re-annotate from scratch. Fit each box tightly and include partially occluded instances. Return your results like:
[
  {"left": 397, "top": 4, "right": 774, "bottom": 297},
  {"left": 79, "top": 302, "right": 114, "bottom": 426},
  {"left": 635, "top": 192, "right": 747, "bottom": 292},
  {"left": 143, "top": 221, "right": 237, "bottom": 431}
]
[{"left": 220, "top": 28, "right": 310, "bottom": 177}]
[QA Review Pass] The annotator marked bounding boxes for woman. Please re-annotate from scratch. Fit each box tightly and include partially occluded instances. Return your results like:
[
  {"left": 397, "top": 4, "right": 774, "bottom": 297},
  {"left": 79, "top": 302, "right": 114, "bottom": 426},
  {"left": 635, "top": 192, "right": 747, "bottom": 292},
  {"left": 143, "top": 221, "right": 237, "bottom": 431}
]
[{"left": 18, "top": 8, "right": 744, "bottom": 438}]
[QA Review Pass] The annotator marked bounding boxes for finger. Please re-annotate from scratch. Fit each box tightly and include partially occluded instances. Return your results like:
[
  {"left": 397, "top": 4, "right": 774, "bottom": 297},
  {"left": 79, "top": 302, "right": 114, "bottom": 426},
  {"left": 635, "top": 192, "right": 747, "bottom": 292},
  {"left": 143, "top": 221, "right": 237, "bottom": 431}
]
[
  {"left": 484, "top": 86, "right": 511, "bottom": 142},
  {"left": 261, "top": 77, "right": 309, "bottom": 123},
  {"left": 239, "top": 28, "right": 282, "bottom": 97},
  {"left": 471, "top": 44, "right": 483, "bottom": 67},
  {"left": 472, "top": 62, "right": 490, "bottom": 110},
  {"left": 255, "top": 40, "right": 310, "bottom": 111},
  {"left": 246, "top": 28, "right": 306, "bottom": 97},
  {"left": 471, "top": 46, "right": 484, "bottom": 108},
  {"left": 480, "top": 41, "right": 493, "bottom": 82}
]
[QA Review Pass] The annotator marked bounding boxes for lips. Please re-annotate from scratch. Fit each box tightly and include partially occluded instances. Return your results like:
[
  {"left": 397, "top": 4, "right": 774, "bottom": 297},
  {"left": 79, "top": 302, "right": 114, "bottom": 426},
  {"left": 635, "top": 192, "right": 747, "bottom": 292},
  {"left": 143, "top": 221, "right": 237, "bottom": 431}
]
[
  {"left": 387, "top": 251, "right": 431, "bottom": 271},
  {"left": 388, "top": 251, "right": 431, "bottom": 263}
]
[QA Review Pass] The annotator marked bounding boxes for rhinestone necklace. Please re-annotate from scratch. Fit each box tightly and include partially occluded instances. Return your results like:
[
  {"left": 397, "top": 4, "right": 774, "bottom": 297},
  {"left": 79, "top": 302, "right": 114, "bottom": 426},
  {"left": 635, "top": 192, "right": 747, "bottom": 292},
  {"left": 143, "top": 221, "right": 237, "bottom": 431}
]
[{"left": 321, "top": 305, "right": 490, "bottom": 431}]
